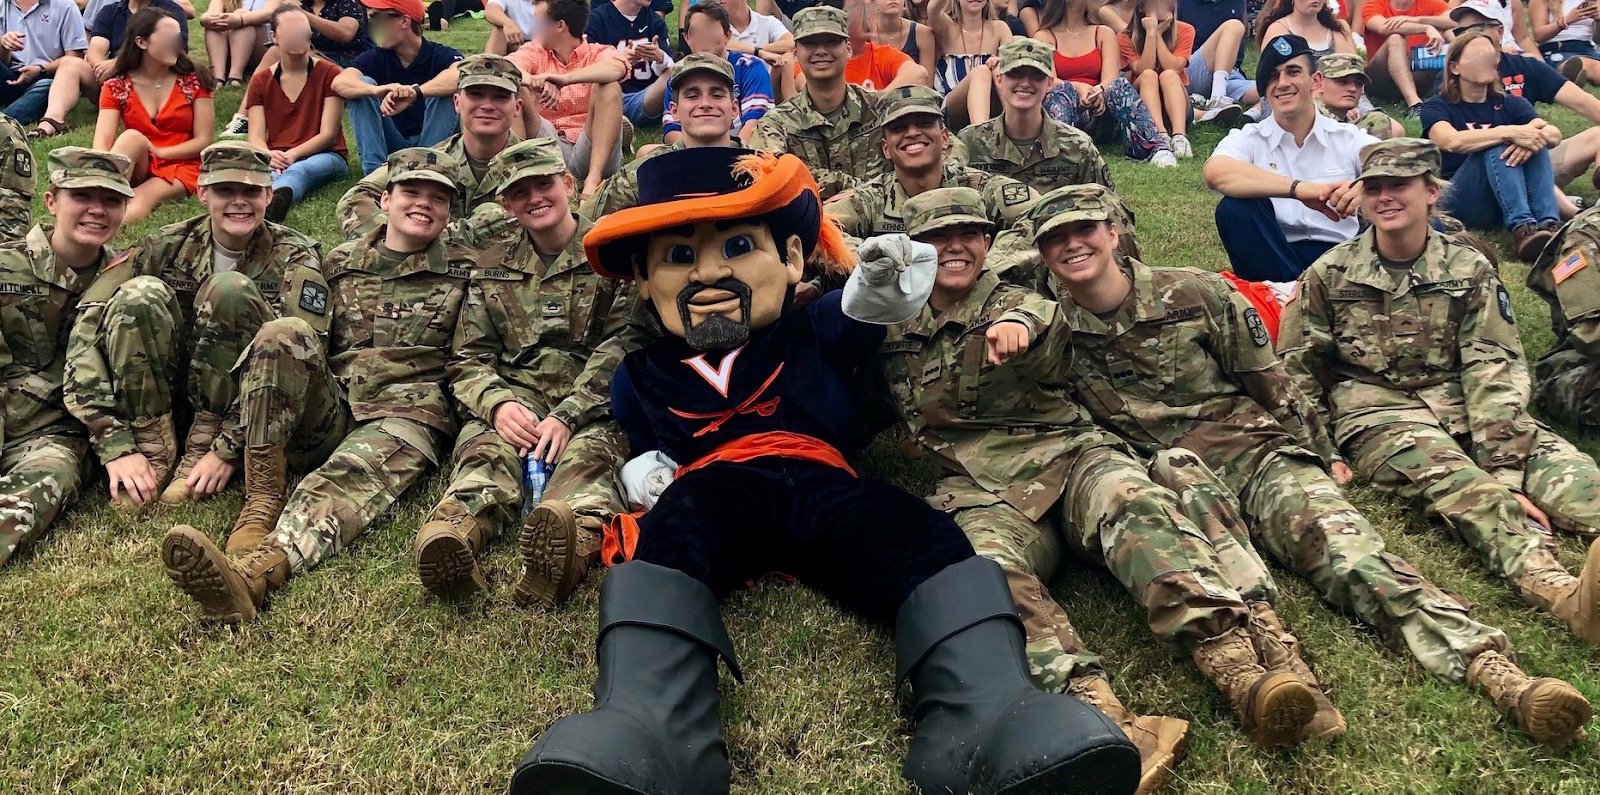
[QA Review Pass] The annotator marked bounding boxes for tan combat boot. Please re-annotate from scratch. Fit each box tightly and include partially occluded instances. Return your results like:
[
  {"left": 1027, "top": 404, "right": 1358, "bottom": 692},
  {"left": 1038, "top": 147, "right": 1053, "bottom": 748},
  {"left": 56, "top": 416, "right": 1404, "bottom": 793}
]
[
  {"left": 116, "top": 414, "right": 178, "bottom": 510},
  {"left": 415, "top": 510, "right": 489, "bottom": 600},
  {"left": 224, "top": 445, "right": 289, "bottom": 554},
  {"left": 161, "top": 525, "right": 291, "bottom": 624},
  {"left": 159, "top": 411, "right": 225, "bottom": 505},
  {"left": 1247, "top": 602, "right": 1347, "bottom": 741},
  {"left": 1516, "top": 539, "right": 1600, "bottom": 644},
  {"left": 1190, "top": 625, "right": 1318, "bottom": 747},
  {"left": 1466, "top": 650, "right": 1592, "bottom": 748},
  {"left": 1067, "top": 674, "right": 1189, "bottom": 795},
  {"left": 513, "top": 500, "right": 602, "bottom": 607}
]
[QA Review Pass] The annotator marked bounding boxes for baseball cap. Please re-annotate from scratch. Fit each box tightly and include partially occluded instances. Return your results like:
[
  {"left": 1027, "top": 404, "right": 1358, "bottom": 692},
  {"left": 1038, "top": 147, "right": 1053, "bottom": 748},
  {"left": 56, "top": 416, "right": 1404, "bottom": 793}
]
[
  {"left": 489, "top": 137, "right": 568, "bottom": 195},
  {"left": 792, "top": 6, "right": 848, "bottom": 41},
  {"left": 1030, "top": 183, "right": 1122, "bottom": 242},
  {"left": 994, "top": 37, "right": 1055, "bottom": 76},
  {"left": 882, "top": 85, "right": 945, "bottom": 125},
  {"left": 47, "top": 147, "right": 134, "bottom": 197},
  {"left": 1316, "top": 53, "right": 1368, "bottom": 81},
  {"left": 199, "top": 141, "right": 273, "bottom": 188},
  {"left": 670, "top": 52, "right": 737, "bottom": 90},
  {"left": 1356, "top": 137, "right": 1442, "bottom": 182},
  {"left": 361, "top": 0, "right": 425, "bottom": 24}
]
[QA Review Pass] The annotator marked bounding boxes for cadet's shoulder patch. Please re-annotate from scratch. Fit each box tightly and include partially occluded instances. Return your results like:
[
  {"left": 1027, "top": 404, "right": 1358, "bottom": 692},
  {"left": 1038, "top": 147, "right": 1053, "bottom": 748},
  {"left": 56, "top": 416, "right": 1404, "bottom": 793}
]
[
  {"left": 298, "top": 281, "right": 329, "bottom": 315},
  {"left": 1244, "top": 307, "right": 1270, "bottom": 346},
  {"left": 1000, "top": 182, "right": 1031, "bottom": 206},
  {"left": 104, "top": 250, "right": 131, "bottom": 271},
  {"left": 1497, "top": 284, "right": 1515, "bottom": 324},
  {"left": 13, "top": 149, "right": 32, "bottom": 179},
  {"left": 1554, "top": 248, "right": 1589, "bottom": 284}
]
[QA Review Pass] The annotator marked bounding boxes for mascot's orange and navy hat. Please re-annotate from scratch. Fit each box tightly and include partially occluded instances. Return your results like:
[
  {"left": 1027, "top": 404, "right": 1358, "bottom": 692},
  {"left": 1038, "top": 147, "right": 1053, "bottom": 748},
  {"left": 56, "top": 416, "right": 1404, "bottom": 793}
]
[{"left": 583, "top": 147, "right": 855, "bottom": 281}]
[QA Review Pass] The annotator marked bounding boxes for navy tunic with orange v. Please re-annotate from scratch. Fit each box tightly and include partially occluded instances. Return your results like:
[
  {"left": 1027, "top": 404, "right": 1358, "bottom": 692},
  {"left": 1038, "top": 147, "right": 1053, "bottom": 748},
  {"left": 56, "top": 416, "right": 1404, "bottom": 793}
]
[{"left": 610, "top": 292, "right": 975, "bottom": 625}]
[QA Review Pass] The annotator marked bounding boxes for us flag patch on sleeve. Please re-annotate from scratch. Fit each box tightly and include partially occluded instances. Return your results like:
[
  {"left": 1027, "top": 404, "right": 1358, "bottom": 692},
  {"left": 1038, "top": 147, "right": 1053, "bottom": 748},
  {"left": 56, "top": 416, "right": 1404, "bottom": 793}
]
[{"left": 1554, "top": 249, "right": 1589, "bottom": 284}]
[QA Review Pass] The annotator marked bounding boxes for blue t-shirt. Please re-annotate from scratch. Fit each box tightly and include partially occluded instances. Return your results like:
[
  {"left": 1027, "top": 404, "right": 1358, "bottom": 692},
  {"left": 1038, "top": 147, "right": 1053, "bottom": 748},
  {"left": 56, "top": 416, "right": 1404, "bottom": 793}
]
[
  {"left": 661, "top": 52, "right": 775, "bottom": 134},
  {"left": 1430, "top": 53, "right": 1567, "bottom": 104},
  {"left": 351, "top": 39, "right": 464, "bottom": 138},
  {"left": 91, "top": 0, "right": 188, "bottom": 54},
  {"left": 1178, "top": 0, "right": 1244, "bottom": 69},
  {"left": 586, "top": 1, "right": 671, "bottom": 93},
  {"left": 1419, "top": 93, "right": 1539, "bottom": 178}
]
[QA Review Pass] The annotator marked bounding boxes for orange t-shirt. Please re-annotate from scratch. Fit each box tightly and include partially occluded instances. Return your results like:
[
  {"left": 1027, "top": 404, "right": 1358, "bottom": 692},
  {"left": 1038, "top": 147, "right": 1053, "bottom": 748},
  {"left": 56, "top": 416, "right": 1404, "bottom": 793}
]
[
  {"left": 1117, "top": 22, "right": 1196, "bottom": 84},
  {"left": 847, "top": 41, "right": 912, "bottom": 89},
  {"left": 1360, "top": 0, "right": 1450, "bottom": 60}
]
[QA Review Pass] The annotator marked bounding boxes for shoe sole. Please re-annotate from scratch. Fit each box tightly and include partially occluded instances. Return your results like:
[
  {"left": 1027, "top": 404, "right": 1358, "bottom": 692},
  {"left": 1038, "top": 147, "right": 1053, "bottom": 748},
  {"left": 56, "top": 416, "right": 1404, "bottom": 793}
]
[
  {"left": 1209, "top": 105, "right": 1243, "bottom": 127},
  {"left": 161, "top": 526, "right": 255, "bottom": 624},
  {"left": 991, "top": 742, "right": 1146, "bottom": 795},
  {"left": 416, "top": 528, "right": 484, "bottom": 600},
  {"left": 1521, "top": 678, "right": 1594, "bottom": 747},
  {"left": 1247, "top": 673, "right": 1318, "bottom": 747},
  {"left": 514, "top": 502, "right": 580, "bottom": 607}
]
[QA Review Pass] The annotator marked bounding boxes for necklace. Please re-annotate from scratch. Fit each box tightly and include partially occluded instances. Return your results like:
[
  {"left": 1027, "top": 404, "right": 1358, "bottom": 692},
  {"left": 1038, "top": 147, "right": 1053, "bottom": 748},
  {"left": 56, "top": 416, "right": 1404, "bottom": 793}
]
[
  {"left": 878, "top": 14, "right": 906, "bottom": 42},
  {"left": 959, "top": 19, "right": 985, "bottom": 54},
  {"left": 134, "top": 74, "right": 168, "bottom": 90}
]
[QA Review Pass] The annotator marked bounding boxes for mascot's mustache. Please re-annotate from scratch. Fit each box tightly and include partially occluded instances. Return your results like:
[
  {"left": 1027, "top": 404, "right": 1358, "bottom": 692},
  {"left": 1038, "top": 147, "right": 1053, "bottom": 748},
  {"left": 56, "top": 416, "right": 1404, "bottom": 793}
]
[{"left": 677, "top": 278, "right": 753, "bottom": 352}]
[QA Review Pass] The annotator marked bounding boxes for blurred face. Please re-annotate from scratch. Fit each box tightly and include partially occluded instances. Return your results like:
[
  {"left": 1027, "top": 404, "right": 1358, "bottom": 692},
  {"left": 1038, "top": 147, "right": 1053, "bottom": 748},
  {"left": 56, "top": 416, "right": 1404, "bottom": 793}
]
[
  {"left": 995, "top": 67, "right": 1049, "bottom": 111},
  {"left": 1039, "top": 220, "right": 1120, "bottom": 288},
  {"left": 275, "top": 10, "right": 314, "bottom": 57},
  {"left": 882, "top": 114, "right": 948, "bottom": 172},
  {"left": 533, "top": 1, "right": 565, "bottom": 48},
  {"left": 918, "top": 224, "right": 990, "bottom": 299},
  {"left": 1294, "top": 0, "right": 1324, "bottom": 14},
  {"left": 797, "top": 35, "right": 850, "bottom": 80},
  {"left": 139, "top": 16, "right": 184, "bottom": 67},
  {"left": 500, "top": 173, "right": 573, "bottom": 234},
  {"left": 1146, "top": 0, "right": 1175, "bottom": 22},
  {"left": 875, "top": 0, "right": 906, "bottom": 15},
  {"left": 1266, "top": 55, "right": 1314, "bottom": 115},
  {"left": 456, "top": 85, "right": 520, "bottom": 137},
  {"left": 1452, "top": 36, "right": 1503, "bottom": 87},
  {"left": 380, "top": 181, "right": 453, "bottom": 242},
  {"left": 368, "top": 9, "right": 412, "bottom": 49},
  {"left": 1361, "top": 175, "right": 1438, "bottom": 234},
  {"left": 685, "top": 11, "right": 732, "bottom": 54},
  {"left": 637, "top": 222, "right": 805, "bottom": 351},
  {"left": 200, "top": 182, "right": 269, "bottom": 240},
  {"left": 45, "top": 187, "right": 128, "bottom": 251},
  {"left": 672, "top": 73, "right": 739, "bottom": 141},
  {"left": 1313, "top": 73, "right": 1366, "bottom": 112}
]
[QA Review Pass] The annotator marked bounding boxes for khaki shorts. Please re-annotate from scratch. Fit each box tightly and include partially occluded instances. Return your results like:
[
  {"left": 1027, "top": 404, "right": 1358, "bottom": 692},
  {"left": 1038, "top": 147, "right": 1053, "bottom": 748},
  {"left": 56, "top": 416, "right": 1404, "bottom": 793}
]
[{"left": 537, "top": 118, "right": 624, "bottom": 179}]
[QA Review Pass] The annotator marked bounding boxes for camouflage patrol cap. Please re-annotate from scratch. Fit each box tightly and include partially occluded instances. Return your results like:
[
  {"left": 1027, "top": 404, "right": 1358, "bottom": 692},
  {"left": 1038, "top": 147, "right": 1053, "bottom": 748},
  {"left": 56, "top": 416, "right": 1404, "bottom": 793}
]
[
  {"left": 670, "top": 51, "right": 737, "bottom": 90},
  {"left": 1317, "top": 53, "right": 1368, "bottom": 81},
  {"left": 882, "top": 85, "right": 945, "bottom": 125},
  {"left": 904, "top": 187, "right": 991, "bottom": 238},
  {"left": 47, "top": 147, "right": 134, "bottom": 197},
  {"left": 1029, "top": 183, "right": 1124, "bottom": 242},
  {"left": 489, "top": 137, "right": 568, "bottom": 195},
  {"left": 1357, "top": 137, "right": 1441, "bottom": 181},
  {"left": 792, "top": 5, "right": 848, "bottom": 41},
  {"left": 994, "top": 38, "right": 1055, "bottom": 76},
  {"left": 385, "top": 146, "right": 464, "bottom": 193},
  {"left": 199, "top": 141, "right": 273, "bottom": 188},
  {"left": 457, "top": 52, "right": 521, "bottom": 94}
]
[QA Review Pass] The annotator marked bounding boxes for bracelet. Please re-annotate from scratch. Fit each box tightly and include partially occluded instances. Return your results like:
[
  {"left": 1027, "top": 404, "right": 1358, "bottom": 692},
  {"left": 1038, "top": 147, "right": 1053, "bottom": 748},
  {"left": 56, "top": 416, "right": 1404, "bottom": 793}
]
[{"left": 1288, "top": 179, "right": 1301, "bottom": 199}]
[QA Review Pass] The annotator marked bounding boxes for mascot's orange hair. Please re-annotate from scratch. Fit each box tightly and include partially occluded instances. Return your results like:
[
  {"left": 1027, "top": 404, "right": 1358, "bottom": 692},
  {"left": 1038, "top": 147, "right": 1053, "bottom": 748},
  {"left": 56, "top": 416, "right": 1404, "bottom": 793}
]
[{"left": 730, "top": 152, "right": 855, "bottom": 278}]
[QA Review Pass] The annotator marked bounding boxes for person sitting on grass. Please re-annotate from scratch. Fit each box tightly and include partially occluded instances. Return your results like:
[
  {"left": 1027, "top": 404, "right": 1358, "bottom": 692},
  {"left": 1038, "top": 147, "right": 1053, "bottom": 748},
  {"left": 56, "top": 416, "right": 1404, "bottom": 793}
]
[
  {"left": 244, "top": 3, "right": 350, "bottom": 223},
  {"left": 92, "top": 7, "right": 215, "bottom": 224},
  {"left": 662, "top": 1, "right": 775, "bottom": 145},
  {"left": 927, "top": 0, "right": 1012, "bottom": 127},
  {"left": 1359, "top": 0, "right": 1452, "bottom": 115},
  {"left": 199, "top": 0, "right": 271, "bottom": 87},
  {"left": 1530, "top": 0, "right": 1600, "bottom": 83},
  {"left": 1313, "top": 52, "right": 1404, "bottom": 140},
  {"left": 1028, "top": 0, "right": 1170, "bottom": 165},
  {"left": 1179, "top": 0, "right": 1257, "bottom": 117},
  {"left": 484, "top": 0, "right": 536, "bottom": 55},
  {"left": 1119, "top": 0, "right": 1200, "bottom": 167},
  {"left": 331, "top": 0, "right": 463, "bottom": 175},
  {"left": 0, "top": 0, "right": 88, "bottom": 135}
]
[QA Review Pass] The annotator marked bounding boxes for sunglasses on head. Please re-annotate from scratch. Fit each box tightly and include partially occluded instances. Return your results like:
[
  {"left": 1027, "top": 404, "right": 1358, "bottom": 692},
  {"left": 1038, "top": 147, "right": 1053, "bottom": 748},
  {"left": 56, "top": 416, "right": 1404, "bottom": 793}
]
[{"left": 1451, "top": 20, "right": 1503, "bottom": 35}]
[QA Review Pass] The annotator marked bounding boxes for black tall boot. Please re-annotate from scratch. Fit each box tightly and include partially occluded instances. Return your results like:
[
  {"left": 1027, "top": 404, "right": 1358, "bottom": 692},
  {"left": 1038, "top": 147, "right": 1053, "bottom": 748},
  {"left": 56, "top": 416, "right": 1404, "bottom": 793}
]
[
  {"left": 510, "top": 561, "right": 741, "bottom": 795},
  {"left": 898, "top": 556, "right": 1141, "bottom": 795}
]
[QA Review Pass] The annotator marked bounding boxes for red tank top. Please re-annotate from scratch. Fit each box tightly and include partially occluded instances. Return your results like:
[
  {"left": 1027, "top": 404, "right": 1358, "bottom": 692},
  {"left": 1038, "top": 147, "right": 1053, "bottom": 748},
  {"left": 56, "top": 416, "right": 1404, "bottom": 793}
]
[{"left": 1043, "top": 28, "right": 1104, "bottom": 84}]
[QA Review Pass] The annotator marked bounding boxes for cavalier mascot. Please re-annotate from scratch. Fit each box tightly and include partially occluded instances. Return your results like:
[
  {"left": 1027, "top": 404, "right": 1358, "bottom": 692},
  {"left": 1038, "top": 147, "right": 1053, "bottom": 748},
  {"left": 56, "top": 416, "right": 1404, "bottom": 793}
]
[{"left": 508, "top": 147, "right": 1139, "bottom": 795}]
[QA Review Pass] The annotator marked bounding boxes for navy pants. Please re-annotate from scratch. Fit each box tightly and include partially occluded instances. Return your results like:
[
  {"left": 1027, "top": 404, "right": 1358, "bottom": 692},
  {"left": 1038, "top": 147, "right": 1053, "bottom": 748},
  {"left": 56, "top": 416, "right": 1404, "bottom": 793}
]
[
  {"left": 1216, "top": 196, "right": 1337, "bottom": 282},
  {"left": 632, "top": 458, "right": 975, "bottom": 626}
]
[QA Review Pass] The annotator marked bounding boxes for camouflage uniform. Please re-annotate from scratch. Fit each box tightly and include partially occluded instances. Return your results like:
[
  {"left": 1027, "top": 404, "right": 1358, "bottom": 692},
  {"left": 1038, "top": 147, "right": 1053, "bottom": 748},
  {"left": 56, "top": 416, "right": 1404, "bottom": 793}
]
[
  {"left": 0, "top": 150, "right": 134, "bottom": 566},
  {"left": 240, "top": 154, "right": 473, "bottom": 572},
  {"left": 64, "top": 143, "right": 327, "bottom": 469},
  {"left": 1027, "top": 184, "right": 1508, "bottom": 681},
  {"left": 1528, "top": 207, "right": 1600, "bottom": 429},
  {"left": 0, "top": 115, "right": 33, "bottom": 242},
  {"left": 432, "top": 142, "right": 641, "bottom": 544},
  {"left": 957, "top": 117, "right": 1114, "bottom": 194},
  {"left": 1315, "top": 54, "right": 1397, "bottom": 141},
  {"left": 878, "top": 189, "right": 1268, "bottom": 690},
  {"left": 335, "top": 53, "right": 526, "bottom": 238}
]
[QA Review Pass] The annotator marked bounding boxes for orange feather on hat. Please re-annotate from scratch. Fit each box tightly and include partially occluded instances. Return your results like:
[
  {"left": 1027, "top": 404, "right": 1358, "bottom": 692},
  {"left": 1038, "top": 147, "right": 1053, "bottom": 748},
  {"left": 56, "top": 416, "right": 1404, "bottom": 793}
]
[{"left": 731, "top": 152, "right": 856, "bottom": 278}]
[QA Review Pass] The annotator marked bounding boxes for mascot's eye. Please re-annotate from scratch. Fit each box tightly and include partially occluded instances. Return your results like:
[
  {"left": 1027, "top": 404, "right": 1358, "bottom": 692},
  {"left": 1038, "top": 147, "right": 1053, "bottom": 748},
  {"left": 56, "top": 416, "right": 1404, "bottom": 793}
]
[
  {"left": 722, "top": 235, "right": 755, "bottom": 259},
  {"left": 666, "top": 244, "right": 697, "bottom": 264}
]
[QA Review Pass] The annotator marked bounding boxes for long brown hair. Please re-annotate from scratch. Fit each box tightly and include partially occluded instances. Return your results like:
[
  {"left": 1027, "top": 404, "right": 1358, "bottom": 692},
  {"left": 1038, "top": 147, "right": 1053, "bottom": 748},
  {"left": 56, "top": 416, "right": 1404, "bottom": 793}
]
[
  {"left": 1254, "top": 0, "right": 1340, "bottom": 44},
  {"left": 1038, "top": 0, "right": 1098, "bottom": 31},
  {"left": 1128, "top": 0, "right": 1175, "bottom": 55},
  {"left": 111, "top": 8, "right": 215, "bottom": 91},
  {"left": 1441, "top": 28, "right": 1502, "bottom": 103}
]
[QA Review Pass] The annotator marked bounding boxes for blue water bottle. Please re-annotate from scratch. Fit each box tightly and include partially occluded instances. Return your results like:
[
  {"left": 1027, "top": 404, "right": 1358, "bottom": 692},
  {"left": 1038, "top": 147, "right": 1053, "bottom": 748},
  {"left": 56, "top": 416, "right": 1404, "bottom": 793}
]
[{"left": 523, "top": 454, "right": 550, "bottom": 515}]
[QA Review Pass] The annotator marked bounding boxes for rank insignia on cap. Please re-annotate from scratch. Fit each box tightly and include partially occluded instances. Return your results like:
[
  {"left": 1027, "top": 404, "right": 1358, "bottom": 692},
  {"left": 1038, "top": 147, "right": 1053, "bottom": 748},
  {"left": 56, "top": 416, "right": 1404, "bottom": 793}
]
[{"left": 1554, "top": 249, "right": 1589, "bottom": 284}]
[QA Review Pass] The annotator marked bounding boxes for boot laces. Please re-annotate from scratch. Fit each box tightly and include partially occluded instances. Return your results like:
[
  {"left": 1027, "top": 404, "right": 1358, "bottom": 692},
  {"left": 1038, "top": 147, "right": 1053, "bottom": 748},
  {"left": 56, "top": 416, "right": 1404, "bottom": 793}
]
[{"left": 236, "top": 455, "right": 285, "bottom": 527}]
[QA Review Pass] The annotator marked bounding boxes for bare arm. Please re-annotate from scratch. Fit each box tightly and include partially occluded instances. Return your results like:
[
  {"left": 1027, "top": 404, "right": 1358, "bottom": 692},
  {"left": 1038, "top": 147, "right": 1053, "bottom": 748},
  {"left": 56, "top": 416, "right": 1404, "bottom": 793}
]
[
  {"left": 885, "top": 58, "right": 929, "bottom": 89},
  {"left": 153, "top": 95, "right": 214, "bottom": 160},
  {"left": 92, "top": 107, "right": 120, "bottom": 150},
  {"left": 1556, "top": 80, "right": 1600, "bottom": 125},
  {"left": 332, "top": 66, "right": 389, "bottom": 98},
  {"left": 1426, "top": 119, "right": 1548, "bottom": 153},
  {"left": 552, "top": 58, "right": 628, "bottom": 85},
  {"left": 245, "top": 103, "right": 269, "bottom": 149}
]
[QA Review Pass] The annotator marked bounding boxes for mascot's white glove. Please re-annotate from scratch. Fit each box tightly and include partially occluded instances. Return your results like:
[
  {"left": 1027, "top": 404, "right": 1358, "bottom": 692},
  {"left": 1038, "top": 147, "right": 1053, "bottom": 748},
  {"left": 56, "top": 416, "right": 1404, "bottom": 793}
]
[
  {"left": 842, "top": 233, "right": 937, "bottom": 324},
  {"left": 621, "top": 450, "right": 679, "bottom": 512}
]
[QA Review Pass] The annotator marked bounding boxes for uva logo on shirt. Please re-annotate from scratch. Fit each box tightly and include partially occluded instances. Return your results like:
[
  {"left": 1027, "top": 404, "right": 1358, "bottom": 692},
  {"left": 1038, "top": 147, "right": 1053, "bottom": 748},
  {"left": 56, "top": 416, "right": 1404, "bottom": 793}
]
[{"left": 1501, "top": 74, "right": 1526, "bottom": 97}]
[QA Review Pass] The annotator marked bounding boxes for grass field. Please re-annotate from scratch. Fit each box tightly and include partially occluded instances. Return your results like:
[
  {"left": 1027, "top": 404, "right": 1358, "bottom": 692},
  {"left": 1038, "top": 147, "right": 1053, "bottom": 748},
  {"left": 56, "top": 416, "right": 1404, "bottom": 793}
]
[{"left": 5, "top": 7, "right": 1600, "bottom": 793}]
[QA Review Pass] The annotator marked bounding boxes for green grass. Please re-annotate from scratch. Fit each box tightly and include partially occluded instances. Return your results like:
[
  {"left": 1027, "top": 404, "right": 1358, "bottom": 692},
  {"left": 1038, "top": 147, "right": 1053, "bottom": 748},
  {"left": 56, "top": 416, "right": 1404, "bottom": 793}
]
[{"left": 7, "top": 9, "right": 1600, "bottom": 794}]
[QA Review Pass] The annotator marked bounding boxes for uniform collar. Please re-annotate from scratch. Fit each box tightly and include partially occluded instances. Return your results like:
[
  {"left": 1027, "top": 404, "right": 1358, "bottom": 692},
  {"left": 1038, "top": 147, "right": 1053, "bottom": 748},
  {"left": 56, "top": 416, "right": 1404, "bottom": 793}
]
[
  {"left": 791, "top": 84, "right": 870, "bottom": 130},
  {"left": 1053, "top": 258, "right": 1158, "bottom": 338},
  {"left": 1255, "top": 108, "right": 1337, "bottom": 149},
  {"left": 1339, "top": 228, "right": 1457, "bottom": 293},
  {"left": 901, "top": 270, "right": 1003, "bottom": 338},
  {"left": 25, "top": 224, "right": 104, "bottom": 293},
  {"left": 354, "top": 226, "right": 451, "bottom": 278},
  {"left": 506, "top": 214, "right": 595, "bottom": 278},
  {"left": 197, "top": 216, "right": 277, "bottom": 279}
]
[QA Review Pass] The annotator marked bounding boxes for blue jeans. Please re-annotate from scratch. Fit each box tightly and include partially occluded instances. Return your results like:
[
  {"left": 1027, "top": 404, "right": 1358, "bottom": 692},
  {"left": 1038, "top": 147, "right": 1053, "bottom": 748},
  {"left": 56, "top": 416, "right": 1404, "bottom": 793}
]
[
  {"left": 348, "top": 76, "right": 461, "bottom": 174},
  {"left": 272, "top": 150, "right": 350, "bottom": 202},
  {"left": 1443, "top": 145, "right": 1561, "bottom": 231},
  {"left": 1215, "top": 196, "right": 1336, "bottom": 282},
  {"left": 0, "top": 76, "right": 53, "bottom": 126},
  {"left": 622, "top": 88, "right": 661, "bottom": 126}
]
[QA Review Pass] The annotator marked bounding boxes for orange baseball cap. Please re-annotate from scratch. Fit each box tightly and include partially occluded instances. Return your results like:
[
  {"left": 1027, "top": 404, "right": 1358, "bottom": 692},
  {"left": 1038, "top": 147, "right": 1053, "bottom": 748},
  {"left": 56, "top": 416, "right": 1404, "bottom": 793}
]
[{"left": 361, "top": 0, "right": 425, "bottom": 24}]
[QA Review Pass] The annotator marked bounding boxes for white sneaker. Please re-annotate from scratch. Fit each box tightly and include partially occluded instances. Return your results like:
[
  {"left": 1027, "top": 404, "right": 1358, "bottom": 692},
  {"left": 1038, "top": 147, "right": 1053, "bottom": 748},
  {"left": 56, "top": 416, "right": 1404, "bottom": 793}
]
[
  {"left": 1172, "top": 134, "right": 1193, "bottom": 159},
  {"left": 1151, "top": 148, "right": 1178, "bottom": 168},
  {"left": 221, "top": 112, "right": 249, "bottom": 138}
]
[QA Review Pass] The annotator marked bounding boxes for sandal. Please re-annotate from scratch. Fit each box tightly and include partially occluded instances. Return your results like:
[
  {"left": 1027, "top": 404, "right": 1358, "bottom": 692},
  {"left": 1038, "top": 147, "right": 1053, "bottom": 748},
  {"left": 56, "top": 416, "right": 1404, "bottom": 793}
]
[{"left": 28, "top": 117, "right": 67, "bottom": 138}]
